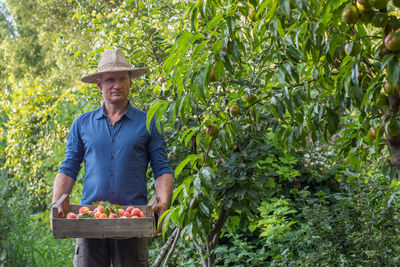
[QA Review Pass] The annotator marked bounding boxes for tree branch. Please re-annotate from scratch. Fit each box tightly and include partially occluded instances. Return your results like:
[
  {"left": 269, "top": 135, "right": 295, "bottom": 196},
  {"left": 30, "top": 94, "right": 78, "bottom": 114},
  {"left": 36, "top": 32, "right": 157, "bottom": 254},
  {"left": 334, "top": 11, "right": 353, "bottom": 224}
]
[
  {"left": 162, "top": 227, "right": 181, "bottom": 267},
  {"left": 216, "top": 185, "right": 234, "bottom": 201},
  {"left": 159, "top": 0, "right": 174, "bottom": 11},
  {"left": 151, "top": 227, "right": 180, "bottom": 267},
  {"left": 193, "top": 239, "right": 207, "bottom": 267},
  {"left": 209, "top": 208, "right": 229, "bottom": 249}
]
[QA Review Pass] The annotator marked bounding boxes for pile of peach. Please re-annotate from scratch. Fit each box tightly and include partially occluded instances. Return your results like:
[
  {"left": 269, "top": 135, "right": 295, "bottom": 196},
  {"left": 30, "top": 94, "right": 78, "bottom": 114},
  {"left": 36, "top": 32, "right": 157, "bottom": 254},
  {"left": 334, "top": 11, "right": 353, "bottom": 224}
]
[{"left": 66, "top": 205, "right": 145, "bottom": 219}]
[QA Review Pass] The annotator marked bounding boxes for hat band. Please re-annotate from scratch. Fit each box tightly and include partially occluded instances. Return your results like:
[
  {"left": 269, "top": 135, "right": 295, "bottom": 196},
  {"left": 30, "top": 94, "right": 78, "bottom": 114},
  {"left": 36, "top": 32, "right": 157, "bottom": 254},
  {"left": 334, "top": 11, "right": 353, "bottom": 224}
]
[{"left": 98, "top": 62, "right": 132, "bottom": 72}]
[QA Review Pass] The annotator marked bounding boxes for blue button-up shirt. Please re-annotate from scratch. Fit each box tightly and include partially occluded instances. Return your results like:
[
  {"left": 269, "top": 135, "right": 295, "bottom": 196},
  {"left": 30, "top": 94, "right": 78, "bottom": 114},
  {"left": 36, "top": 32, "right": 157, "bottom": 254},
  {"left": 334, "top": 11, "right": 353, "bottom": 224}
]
[{"left": 58, "top": 103, "right": 172, "bottom": 205}]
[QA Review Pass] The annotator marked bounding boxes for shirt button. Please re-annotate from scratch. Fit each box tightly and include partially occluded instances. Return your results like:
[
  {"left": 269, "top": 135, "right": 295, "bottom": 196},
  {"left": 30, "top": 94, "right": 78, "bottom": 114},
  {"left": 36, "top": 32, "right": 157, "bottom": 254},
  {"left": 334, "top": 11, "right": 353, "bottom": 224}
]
[
  {"left": 112, "top": 139, "right": 115, "bottom": 143},
  {"left": 111, "top": 156, "right": 114, "bottom": 159}
]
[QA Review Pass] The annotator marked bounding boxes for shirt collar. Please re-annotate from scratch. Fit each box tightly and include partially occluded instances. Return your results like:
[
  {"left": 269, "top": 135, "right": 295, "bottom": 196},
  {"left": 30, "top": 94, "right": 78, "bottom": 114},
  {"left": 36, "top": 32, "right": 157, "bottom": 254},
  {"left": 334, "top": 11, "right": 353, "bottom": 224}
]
[{"left": 95, "top": 102, "right": 135, "bottom": 120}]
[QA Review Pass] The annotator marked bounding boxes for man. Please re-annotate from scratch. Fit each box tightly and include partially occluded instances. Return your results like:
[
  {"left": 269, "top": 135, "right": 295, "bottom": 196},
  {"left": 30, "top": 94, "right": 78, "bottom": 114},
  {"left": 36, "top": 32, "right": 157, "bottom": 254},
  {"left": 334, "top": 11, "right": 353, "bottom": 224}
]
[{"left": 51, "top": 48, "right": 174, "bottom": 267}]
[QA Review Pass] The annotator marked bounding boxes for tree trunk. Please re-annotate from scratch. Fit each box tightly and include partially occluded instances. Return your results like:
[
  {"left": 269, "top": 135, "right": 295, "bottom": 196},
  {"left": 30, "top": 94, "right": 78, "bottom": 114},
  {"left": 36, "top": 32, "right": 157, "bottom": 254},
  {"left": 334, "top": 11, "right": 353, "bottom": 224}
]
[{"left": 387, "top": 95, "right": 400, "bottom": 177}]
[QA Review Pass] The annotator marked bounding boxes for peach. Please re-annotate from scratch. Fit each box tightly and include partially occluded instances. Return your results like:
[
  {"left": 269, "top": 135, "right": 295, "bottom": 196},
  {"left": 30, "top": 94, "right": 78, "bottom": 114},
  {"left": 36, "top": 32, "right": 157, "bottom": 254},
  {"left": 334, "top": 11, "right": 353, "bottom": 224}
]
[
  {"left": 98, "top": 205, "right": 104, "bottom": 213},
  {"left": 109, "top": 213, "right": 118, "bottom": 218},
  {"left": 131, "top": 215, "right": 139, "bottom": 218},
  {"left": 66, "top": 212, "right": 77, "bottom": 219},
  {"left": 79, "top": 206, "right": 90, "bottom": 214},
  {"left": 99, "top": 213, "right": 108, "bottom": 219},
  {"left": 120, "top": 216, "right": 127, "bottom": 218},
  {"left": 123, "top": 211, "right": 131, "bottom": 218},
  {"left": 126, "top": 206, "right": 135, "bottom": 214},
  {"left": 95, "top": 211, "right": 102, "bottom": 218},
  {"left": 131, "top": 208, "right": 143, "bottom": 217},
  {"left": 118, "top": 209, "right": 125, "bottom": 216}
]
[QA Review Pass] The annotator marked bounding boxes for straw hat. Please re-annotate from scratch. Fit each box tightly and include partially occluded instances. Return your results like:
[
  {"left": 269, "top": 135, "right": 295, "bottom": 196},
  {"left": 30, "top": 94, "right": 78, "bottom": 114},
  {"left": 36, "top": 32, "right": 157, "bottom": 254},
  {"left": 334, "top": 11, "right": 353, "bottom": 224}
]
[{"left": 81, "top": 48, "right": 147, "bottom": 83}]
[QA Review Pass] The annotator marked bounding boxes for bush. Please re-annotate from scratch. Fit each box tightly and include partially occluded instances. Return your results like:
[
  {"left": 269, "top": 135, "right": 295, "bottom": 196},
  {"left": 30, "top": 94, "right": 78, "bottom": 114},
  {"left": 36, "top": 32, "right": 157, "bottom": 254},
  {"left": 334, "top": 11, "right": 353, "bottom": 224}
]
[
  {"left": 1, "top": 210, "right": 74, "bottom": 266},
  {"left": 264, "top": 176, "right": 400, "bottom": 266}
]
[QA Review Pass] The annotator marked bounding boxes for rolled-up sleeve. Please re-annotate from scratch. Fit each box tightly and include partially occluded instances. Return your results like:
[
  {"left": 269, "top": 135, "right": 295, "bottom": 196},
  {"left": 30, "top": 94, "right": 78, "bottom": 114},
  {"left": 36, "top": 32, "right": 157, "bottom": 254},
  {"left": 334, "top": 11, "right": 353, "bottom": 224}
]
[
  {"left": 148, "top": 119, "right": 173, "bottom": 179},
  {"left": 58, "top": 117, "right": 84, "bottom": 180}
]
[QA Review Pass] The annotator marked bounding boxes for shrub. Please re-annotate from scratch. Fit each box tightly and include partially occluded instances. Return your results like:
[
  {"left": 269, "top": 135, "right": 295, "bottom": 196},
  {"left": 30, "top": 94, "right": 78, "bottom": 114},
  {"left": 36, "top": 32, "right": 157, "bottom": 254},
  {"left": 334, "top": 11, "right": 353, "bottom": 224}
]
[{"left": 264, "top": 176, "right": 400, "bottom": 266}]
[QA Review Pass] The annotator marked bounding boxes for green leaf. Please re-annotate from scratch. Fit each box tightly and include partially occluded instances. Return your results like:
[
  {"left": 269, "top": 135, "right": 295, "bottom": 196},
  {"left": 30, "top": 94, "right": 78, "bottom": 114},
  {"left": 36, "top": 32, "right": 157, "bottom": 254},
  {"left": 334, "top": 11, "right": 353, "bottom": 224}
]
[
  {"left": 146, "top": 101, "right": 165, "bottom": 133},
  {"left": 265, "top": 177, "right": 276, "bottom": 188},
  {"left": 387, "top": 56, "right": 400, "bottom": 88},
  {"left": 197, "top": 69, "right": 207, "bottom": 102},
  {"left": 257, "top": 0, "right": 270, "bottom": 17},
  {"left": 171, "top": 183, "right": 184, "bottom": 205},
  {"left": 160, "top": 207, "right": 177, "bottom": 238},
  {"left": 200, "top": 166, "right": 215, "bottom": 180},
  {"left": 175, "top": 154, "right": 202, "bottom": 178},
  {"left": 190, "top": 6, "right": 198, "bottom": 32},
  {"left": 380, "top": 53, "right": 396, "bottom": 71},
  {"left": 155, "top": 102, "right": 169, "bottom": 133},
  {"left": 279, "top": 0, "right": 290, "bottom": 18},
  {"left": 205, "top": 13, "right": 223, "bottom": 31},
  {"left": 193, "top": 40, "right": 208, "bottom": 56},
  {"left": 275, "top": 17, "right": 285, "bottom": 37},
  {"left": 214, "top": 60, "right": 225, "bottom": 81},
  {"left": 185, "top": 127, "right": 199, "bottom": 147},
  {"left": 266, "top": 1, "right": 279, "bottom": 22},
  {"left": 199, "top": 202, "right": 209, "bottom": 216},
  {"left": 193, "top": 176, "right": 201, "bottom": 198}
]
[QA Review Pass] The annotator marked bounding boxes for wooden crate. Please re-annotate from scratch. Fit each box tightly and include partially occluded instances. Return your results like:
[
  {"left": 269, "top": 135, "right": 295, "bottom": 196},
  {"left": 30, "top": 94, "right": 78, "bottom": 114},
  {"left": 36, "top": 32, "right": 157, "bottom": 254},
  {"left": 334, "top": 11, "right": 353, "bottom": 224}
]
[{"left": 51, "top": 194, "right": 156, "bottom": 239}]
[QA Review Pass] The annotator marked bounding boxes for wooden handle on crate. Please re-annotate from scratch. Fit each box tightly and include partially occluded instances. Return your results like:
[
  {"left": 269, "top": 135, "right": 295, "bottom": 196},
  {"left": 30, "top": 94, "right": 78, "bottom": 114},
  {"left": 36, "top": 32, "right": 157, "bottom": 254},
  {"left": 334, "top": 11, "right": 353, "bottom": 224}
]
[
  {"left": 147, "top": 194, "right": 159, "bottom": 235},
  {"left": 146, "top": 194, "right": 157, "bottom": 217},
  {"left": 147, "top": 194, "right": 157, "bottom": 206},
  {"left": 51, "top": 194, "right": 70, "bottom": 218}
]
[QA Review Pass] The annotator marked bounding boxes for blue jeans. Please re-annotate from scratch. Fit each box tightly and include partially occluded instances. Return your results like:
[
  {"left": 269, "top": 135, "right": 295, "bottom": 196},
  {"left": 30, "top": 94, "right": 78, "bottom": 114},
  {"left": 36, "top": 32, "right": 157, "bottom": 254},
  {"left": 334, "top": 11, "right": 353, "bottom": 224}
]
[{"left": 73, "top": 238, "right": 148, "bottom": 267}]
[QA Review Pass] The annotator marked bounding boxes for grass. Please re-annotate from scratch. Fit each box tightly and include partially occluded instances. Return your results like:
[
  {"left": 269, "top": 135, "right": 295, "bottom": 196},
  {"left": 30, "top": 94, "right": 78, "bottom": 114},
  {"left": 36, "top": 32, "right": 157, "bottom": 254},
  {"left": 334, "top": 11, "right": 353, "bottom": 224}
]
[{"left": 2, "top": 210, "right": 75, "bottom": 267}]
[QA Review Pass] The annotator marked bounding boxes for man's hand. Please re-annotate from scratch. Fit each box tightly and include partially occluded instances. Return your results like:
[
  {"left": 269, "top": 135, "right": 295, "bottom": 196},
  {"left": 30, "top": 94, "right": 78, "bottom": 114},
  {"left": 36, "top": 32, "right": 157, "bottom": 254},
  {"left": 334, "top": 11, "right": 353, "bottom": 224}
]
[
  {"left": 152, "top": 196, "right": 170, "bottom": 233},
  {"left": 50, "top": 173, "right": 75, "bottom": 230},
  {"left": 152, "top": 196, "right": 169, "bottom": 216},
  {"left": 50, "top": 204, "right": 65, "bottom": 231},
  {"left": 153, "top": 173, "right": 174, "bottom": 233}
]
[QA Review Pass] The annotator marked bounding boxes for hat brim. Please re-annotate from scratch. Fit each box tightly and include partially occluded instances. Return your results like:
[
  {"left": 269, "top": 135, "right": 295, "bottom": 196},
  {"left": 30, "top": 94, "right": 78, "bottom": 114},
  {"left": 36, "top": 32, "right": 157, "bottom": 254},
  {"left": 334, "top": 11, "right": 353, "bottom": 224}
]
[{"left": 80, "top": 67, "right": 147, "bottom": 83}]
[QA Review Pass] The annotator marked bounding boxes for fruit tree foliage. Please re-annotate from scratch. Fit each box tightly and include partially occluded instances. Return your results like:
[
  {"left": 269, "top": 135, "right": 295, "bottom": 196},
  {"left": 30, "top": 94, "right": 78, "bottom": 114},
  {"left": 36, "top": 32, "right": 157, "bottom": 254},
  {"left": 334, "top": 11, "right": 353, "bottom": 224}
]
[{"left": 66, "top": 0, "right": 400, "bottom": 265}]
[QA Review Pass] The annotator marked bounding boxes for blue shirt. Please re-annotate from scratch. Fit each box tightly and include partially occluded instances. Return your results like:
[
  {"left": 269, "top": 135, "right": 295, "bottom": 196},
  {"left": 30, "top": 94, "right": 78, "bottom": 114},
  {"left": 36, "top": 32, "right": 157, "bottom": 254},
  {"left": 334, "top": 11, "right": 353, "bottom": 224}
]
[{"left": 58, "top": 103, "right": 173, "bottom": 205}]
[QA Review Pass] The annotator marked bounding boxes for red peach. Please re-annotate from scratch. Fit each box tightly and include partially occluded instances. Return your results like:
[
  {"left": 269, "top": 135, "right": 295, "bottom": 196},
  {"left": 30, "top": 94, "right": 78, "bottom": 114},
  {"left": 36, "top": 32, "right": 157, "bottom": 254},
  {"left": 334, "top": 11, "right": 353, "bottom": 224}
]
[
  {"left": 99, "top": 213, "right": 108, "bottom": 219},
  {"left": 131, "top": 208, "right": 141, "bottom": 217},
  {"left": 79, "top": 206, "right": 90, "bottom": 214},
  {"left": 131, "top": 215, "right": 139, "bottom": 218},
  {"left": 131, "top": 208, "right": 145, "bottom": 218},
  {"left": 123, "top": 211, "right": 131, "bottom": 218},
  {"left": 95, "top": 211, "right": 102, "bottom": 218},
  {"left": 109, "top": 213, "right": 118, "bottom": 218},
  {"left": 118, "top": 209, "right": 125, "bottom": 216},
  {"left": 120, "top": 216, "right": 127, "bottom": 219},
  {"left": 66, "top": 212, "right": 77, "bottom": 219},
  {"left": 98, "top": 205, "right": 104, "bottom": 213},
  {"left": 126, "top": 206, "right": 135, "bottom": 214}
]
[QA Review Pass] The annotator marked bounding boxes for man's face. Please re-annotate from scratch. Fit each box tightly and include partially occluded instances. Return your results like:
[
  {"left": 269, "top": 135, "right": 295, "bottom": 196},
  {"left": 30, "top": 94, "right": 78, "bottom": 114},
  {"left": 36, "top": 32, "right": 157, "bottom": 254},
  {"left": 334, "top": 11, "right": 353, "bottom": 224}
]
[{"left": 97, "top": 71, "right": 132, "bottom": 105}]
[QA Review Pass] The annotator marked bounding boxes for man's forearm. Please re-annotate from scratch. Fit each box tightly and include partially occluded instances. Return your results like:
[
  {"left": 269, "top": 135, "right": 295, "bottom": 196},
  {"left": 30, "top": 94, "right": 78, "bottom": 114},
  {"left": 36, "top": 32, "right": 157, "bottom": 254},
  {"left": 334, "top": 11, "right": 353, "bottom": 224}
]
[
  {"left": 52, "top": 173, "right": 75, "bottom": 203},
  {"left": 155, "top": 173, "right": 174, "bottom": 206}
]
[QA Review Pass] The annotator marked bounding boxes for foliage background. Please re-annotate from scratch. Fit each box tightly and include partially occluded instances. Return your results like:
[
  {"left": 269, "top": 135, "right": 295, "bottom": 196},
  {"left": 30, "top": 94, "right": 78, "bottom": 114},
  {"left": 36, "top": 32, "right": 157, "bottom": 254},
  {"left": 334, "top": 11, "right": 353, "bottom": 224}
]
[{"left": 0, "top": 0, "right": 400, "bottom": 266}]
